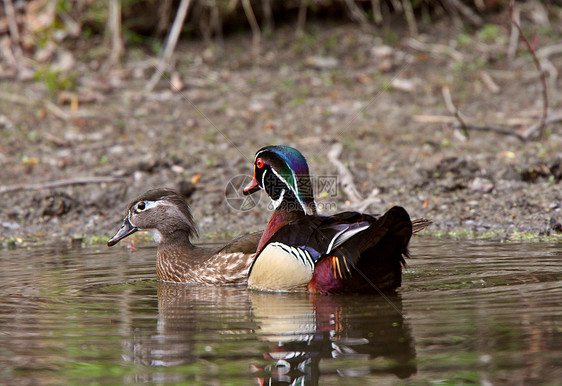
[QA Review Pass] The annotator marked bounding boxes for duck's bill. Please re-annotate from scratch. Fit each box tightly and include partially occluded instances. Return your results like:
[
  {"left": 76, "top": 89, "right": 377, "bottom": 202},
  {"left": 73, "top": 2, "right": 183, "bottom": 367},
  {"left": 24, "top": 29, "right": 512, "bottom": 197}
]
[
  {"left": 243, "top": 175, "right": 260, "bottom": 195},
  {"left": 107, "top": 218, "right": 138, "bottom": 247}
]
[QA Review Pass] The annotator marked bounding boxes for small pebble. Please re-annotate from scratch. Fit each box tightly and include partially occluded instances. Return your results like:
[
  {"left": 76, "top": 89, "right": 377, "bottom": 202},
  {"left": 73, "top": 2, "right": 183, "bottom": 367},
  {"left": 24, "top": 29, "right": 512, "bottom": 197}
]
[{"left": 470, "top": 177, "right": 494, "bottom": 193}]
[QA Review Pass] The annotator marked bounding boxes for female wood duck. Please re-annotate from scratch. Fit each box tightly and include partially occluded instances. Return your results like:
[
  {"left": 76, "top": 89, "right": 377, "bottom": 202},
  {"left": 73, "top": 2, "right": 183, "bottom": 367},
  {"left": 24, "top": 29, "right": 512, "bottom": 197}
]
[
  {"left": 243, "top": 145, "right": 430, "bottom": 294},
  {"left": 108, "top": 188, "right": 262, "bottom": 285}
]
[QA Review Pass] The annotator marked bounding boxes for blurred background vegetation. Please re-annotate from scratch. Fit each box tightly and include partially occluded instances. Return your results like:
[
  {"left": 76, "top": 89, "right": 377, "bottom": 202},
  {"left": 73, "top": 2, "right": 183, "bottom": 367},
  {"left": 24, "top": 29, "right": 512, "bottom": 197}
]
[
  {"left": 1, "top": 1, "right": 558, "bottom": 68},
  {"left": 0, "top": 1, "right": 559, "bottom": 111}
]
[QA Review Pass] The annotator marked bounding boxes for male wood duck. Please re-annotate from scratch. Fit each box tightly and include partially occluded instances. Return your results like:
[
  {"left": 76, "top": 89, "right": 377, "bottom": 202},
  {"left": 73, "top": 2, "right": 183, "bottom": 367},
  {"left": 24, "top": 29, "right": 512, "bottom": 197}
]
[
  {"left": 108, "top": 188, "right": 262, "bottom": 285},
  {"left": 243, "top": 145, "right": 430, "bottom": 294}
]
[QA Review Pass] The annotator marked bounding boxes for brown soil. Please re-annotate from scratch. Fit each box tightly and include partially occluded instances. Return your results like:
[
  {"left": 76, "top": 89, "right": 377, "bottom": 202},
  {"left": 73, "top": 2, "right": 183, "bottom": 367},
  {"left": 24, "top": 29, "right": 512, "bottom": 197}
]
[{"left": 1, "top": 17, "right": 561, "bottom": 248}]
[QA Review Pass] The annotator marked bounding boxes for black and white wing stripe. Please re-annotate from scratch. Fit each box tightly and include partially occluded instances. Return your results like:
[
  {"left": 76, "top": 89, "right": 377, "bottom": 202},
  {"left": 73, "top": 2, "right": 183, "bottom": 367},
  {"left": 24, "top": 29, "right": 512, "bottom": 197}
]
[
  {"left": 325, "top": 223, "right": 371, "bottom": 254},
  {"left": 269, "top": 242, "right": 315, "bottom": 272}
]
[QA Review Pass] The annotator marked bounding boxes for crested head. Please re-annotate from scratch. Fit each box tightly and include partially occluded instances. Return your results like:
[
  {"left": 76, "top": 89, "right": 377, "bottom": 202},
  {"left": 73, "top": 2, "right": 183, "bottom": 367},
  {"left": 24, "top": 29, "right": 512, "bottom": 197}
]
[
  {"left": 244, "top": 145, "right": 317, "bottom": 215},
  {"left": 108, "top": 188, "right": 198, "bottom": 247}
]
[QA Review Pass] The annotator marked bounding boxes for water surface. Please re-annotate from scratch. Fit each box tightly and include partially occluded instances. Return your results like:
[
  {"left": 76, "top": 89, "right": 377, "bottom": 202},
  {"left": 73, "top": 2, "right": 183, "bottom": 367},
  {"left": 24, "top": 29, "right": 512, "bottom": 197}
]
[{"left": 0, "top": 239, "right": 560, "bottom": 384}]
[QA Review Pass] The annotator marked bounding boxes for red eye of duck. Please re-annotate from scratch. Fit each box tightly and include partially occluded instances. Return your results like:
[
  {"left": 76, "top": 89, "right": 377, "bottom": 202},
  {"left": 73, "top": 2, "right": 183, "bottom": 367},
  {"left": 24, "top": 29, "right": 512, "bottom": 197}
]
[{"left": 256, "top": 158, "right": 264, "bottom": 169}]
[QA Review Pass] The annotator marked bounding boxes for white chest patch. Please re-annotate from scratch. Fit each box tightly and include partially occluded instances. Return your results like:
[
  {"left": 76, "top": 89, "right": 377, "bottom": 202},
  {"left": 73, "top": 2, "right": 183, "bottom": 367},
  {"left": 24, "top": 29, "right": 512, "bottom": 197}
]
[{"left": 248, "top": 242, "right": 315, "bottom": 292}]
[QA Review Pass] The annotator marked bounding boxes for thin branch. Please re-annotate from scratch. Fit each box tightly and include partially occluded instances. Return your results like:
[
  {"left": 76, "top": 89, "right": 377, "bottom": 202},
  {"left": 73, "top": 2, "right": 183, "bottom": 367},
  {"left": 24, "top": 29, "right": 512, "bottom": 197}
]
[
  {"left": 389, "top": 0, "right": 402, "bottom": 12},
  {"left": 451, "top": 122, "right": 525, "bottom": 141},
  {"left": 473, "top": 0, "right": 485, "bottom": 12},
  {"left": 3, "top": 0, "right": 20, "bottom": 43},
  {"left": 442, "top": 85, "right": 469, "bottom": 138},
  {"left": 522, "top": 113, "right": 562, "bottom": 141},
  {"left": 509, "top": 0, "right": 548, "bottom": 139},
  {"left": 262, "top": 0, "right": 274, "bottom": 32},
  {"left": 479, "top": 70, "right": 500, "bottom": 94},
  {"left": 44, "top": 100, "right": 71, "bottom": 121},
  {"left": 296, "top": 0, "right": 307, "bottom": 36},
  {"left": 507, "top": 4, "right": 520, "bottom": 62},
  {"left": 0, "top": 176, "right": 125, "bottom": 195},
  {"left": 402, "top": 0, "right": 418, "bottom": 36},
  {"left": 370, "top": 0, "right": 383, "bottom": 25},
  {"left": 146, "top": 0, "right": 192, "bottom": 91},
  {"left": 241, "top": 0, "right": 261, "bottom": 62},
  {"left": 156, "top": 0, "right": 174, "bottom": 36},
  {"left": 351, "top": 189, "right": 382, "bottom": 213},
  {"left": 102, "top": 0, "right": 123, "bottom": 71},
  {"left": 539, "top": 57, "right": 558, "bottom": 87},
  {"left": 209, "top": 0, "right": 224, "bottom": 49},
  {"left": 43, "top": 131, "right": 71, "bottom": 147},
  {"left": 344, "top": 0, "right": 372, "bottom": 30},
  {"left": 438, "top": 2, "right": 554, "bottom": 142},
  {"left": 327, "top": 143, "right": 363, "bottom": 204},
  {"left": 536, "top": 43, "right": 562, "bottom": 59},
  {"left": 405, "top": 38, "right": 463, "bottom": 62},
  {"left": 446, "top": 0, "right": 483, "bottom": 27},
  {"left": 2, "top": 0, "right": 23, "bottom": 62}
]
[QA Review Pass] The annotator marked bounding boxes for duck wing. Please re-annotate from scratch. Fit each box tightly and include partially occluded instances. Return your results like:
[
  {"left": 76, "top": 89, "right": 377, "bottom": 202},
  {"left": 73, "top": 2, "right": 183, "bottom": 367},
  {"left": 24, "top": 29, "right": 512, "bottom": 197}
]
[{"left": 219, "top": 231, "right": 263, "bottom": 254}]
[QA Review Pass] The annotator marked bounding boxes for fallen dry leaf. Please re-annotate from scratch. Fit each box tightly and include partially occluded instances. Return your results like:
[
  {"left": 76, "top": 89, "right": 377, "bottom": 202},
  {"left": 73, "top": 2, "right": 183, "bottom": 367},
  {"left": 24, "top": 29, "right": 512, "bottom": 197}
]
[{"left": 191, "top": 174, "right": 202, "bottom": 184}]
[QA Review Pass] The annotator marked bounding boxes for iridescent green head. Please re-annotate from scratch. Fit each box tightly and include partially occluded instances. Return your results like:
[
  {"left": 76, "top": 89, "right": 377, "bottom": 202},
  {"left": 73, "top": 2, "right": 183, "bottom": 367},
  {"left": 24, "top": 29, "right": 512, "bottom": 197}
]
[{"left": 244, "top": 145, "right": 317, "bottom": 215}]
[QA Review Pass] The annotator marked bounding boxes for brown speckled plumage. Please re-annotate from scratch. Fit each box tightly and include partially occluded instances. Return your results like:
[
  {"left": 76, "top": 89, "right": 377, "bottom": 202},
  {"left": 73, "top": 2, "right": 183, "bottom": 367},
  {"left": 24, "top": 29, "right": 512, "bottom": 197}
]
[
  {"left": 108, "top": 188, "right": 261, "bottom": 285},
  {"left": 156, "top": 246, "right": 258, "bottom": 285}
]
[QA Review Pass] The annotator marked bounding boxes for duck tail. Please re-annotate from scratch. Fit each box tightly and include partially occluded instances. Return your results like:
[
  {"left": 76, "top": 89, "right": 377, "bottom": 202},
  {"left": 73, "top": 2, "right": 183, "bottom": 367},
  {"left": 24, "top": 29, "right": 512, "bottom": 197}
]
[
  {"left": 412, "top": 218, "right": 432, "bottom": 234},
  {"left": 348, "top": 206, "right": 412, "bottom": 257}
]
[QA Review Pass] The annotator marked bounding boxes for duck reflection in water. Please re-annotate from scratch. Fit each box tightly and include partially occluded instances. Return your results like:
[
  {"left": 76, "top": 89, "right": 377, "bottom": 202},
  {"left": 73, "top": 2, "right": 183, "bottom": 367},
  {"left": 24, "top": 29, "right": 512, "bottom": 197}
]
[
  {"left": 140, "top": 284, "right": 416, "bottom": 384},
  {"left": 249, "top": 291, "right": 416, "bottom": 384}
]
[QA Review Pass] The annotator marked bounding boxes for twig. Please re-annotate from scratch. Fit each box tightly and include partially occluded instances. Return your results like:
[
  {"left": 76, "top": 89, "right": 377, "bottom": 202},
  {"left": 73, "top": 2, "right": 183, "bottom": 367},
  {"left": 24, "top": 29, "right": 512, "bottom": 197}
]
[
  {"left": 536, "top": 43, "right": 562, "bottom": 59},
  {"left": 0, "top": 176, "right": 125, "bottom": 195},
  {"left": 389, "top": 0, "right": 402, "bottom": 12},
  {"left": 1, "top": 0, "right": 23, "bottom": 67},
  {"left": 480, "top": 71, "right": 500, "bottom": 94},
  {"left": 440, "top": 0, "right": 462, "bottom": 27},
  {"left": 445, "top": 0, "right": 483, "bottom": 27},
  {"left": 541, "top": 57, "right": 558, "bottom": 87},
  {"left": 522, "top": 113, "right": 562, "bottom": 141},
  {"left": 3, "top": 0, "right": 20, "bottom": 44},
  {"left": 344, "top": 0, "right": 372, "bottom": 30},
  {"left": 262, "top": 0, "right": 274, "bottom": 32},
  {"left": 241, "top": 0, "right": 261, "bottom": 62},
  {"left": 451, "top": 113, "right": 562, "bottom": 142},
  {"left": 44, "top": 100, "right": 71, "bottom": 121},
  {"left": 43, "top": 132, "right": 71, "bottom": 147},
  {"left": 156, "top": 0, "right": 174, "bottom": 36},
  {"left": 438, "top": 2, "right": 554, "bottom": 142},
  {"left": 451, "top": 122, "right": 525, "bottom": 141},
  {"left": 509, "top": 0, "right": 548, "bottom": 139},
  {"left": 370, "top": 0, "right": 383, "bottom": 24},
  {"left": 413, "top": 115, "right": 457, "bottom": 124},
  {"left": 327, "top": 143, "right": 363, "bottom": 204},
  {"left": 146, "top": 0, "right": 192, "bottom": 91},
  {"left": 351, "top": 189, "right": 382, "bottom": 213},
  {"left": 442, "top": 86, "right": 469, "bottom": 137},
  {"left": 209, "top": 0, "right": 224, "bottom": 49},
  {"left": 473, "top": 0, "right": 485, "bottom": 12},
  {"left": 405, "top": 38, "right": 463, "bottom": 62},
  {"left": 402, "top": 0, "right": 418, "bottom": 36},
  {"left": 507, "top": 4, "right": 520, "bottom": 62},
  {"left": 414, "top": 115, "right": 536, "bottom": 126},
  {"left": 296, "top": 0, "right": 307, "bottom": 36},
  {"left": 442, "top": 84, "right": 524, "bottom": 141},
  {"left": 102, "top": 0, "right": 123, "bottom": 71}
]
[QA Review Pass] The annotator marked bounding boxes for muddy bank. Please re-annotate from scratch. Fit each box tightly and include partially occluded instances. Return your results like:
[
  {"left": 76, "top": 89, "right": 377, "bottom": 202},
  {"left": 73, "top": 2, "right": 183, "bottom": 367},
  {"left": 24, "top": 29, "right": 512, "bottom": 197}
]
[{"left": 1, "top": 19, "right": 561, "bottom": 248}]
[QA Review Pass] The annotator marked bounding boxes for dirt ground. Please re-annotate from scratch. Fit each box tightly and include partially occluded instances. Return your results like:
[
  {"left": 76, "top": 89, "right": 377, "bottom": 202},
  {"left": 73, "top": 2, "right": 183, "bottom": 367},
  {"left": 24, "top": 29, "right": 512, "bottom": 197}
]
[{"left": 1, "top": 16, "right": 561, "bottom": 248}]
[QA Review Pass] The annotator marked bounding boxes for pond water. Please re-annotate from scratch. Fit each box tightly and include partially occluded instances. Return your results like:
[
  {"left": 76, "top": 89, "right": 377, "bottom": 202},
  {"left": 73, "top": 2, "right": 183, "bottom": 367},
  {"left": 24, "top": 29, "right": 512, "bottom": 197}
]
[{"left": 0, "top": 238, "right": 560, "bottom": 384}]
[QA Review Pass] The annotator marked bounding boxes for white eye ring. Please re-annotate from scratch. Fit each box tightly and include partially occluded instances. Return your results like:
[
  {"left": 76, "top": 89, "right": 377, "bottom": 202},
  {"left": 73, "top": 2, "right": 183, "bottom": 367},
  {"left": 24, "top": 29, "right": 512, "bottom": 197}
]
[
  {"left": 136, "top": 201, "right": 147, "bottom": 212},
  {"left": 133, "top": 200, "right": 159, "bottom": 214}
]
